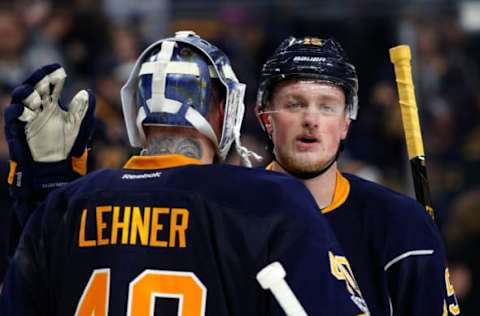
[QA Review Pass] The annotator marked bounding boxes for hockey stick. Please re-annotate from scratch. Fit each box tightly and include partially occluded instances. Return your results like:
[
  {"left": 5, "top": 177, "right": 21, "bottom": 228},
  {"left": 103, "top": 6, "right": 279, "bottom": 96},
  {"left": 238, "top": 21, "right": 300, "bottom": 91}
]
[
  {"left": 389, "top": 45, "right": 435, "bottom": 219},
  {"left": 257, "top": 262, "right": 308, "bottom": 316}
]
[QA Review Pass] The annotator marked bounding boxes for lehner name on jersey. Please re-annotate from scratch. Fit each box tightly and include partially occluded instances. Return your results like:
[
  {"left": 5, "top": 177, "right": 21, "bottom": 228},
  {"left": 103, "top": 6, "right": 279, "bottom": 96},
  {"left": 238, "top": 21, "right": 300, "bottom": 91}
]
[{"left": 78, "top": 205, "right": 189, "bottom": 248}]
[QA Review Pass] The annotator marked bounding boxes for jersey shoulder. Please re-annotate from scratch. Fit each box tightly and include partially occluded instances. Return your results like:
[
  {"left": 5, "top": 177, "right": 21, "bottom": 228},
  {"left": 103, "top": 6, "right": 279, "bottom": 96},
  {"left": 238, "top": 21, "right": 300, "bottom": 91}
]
[
  {"left": 61, "top": 164, "right": 323, "bottom": 224},
  {"left": 47, "top": 164, "right": 335, "bottom": 247},
  {"left": 203, "top": 165, "right": 329, "bottom": 215},
  {"left": 173, "top": 164, "right": 319, "bottom": 211},
  {"left": 172, "top": 164, "right": 337, "bottom": 242},
  {"left": 342, "top": 173, "right": 443, "bottom": 256},
  {"left": 343, "top": 172, "right": 428, "bottom": 222}
]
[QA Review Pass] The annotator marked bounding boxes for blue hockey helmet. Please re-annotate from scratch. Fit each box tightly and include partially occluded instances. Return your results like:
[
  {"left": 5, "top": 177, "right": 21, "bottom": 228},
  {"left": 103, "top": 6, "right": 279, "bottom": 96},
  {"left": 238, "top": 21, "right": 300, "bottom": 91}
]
[
  {"left": 256, "top": 36, "right": 359, "bottom": 120},
  {"left": 121, "top": 31, "right": 257, "bottom": 163}
]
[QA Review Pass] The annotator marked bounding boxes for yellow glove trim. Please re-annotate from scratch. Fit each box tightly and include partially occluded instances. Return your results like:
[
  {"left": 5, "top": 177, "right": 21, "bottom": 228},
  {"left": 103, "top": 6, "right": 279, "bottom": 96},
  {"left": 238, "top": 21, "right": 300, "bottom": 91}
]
[
  {"left": 8, "top": 160, "right": 17, "bottom": 185},
  {"left": 72, "top": 149, "right": 89, "bottom": 176}
]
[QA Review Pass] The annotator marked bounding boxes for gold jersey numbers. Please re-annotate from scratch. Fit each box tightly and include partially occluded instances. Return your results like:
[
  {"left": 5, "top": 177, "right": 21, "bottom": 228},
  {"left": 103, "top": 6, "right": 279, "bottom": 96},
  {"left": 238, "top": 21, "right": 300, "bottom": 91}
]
[
  {"left": 75, "top": 269, "right": 206, "bottom": 316},
  {"left": 444, "top": 268, "right": 460, "bottom": 315}
]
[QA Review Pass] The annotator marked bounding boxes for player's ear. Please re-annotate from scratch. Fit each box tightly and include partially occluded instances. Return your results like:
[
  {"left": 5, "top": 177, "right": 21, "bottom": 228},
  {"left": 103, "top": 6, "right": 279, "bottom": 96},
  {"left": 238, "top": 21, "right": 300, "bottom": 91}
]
[
  {"left": 341, "top": 116, "right": 351, "bottom": 140},
  {"left": 259, "top": 112, "right": 273, "bottom": 135}
]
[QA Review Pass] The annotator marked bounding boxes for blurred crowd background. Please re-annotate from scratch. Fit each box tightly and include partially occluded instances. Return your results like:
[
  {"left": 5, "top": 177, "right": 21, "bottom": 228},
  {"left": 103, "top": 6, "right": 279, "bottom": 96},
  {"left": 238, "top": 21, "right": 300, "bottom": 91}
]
[{"left": 0, "top": 0, "right": 480, "bottom": 313}]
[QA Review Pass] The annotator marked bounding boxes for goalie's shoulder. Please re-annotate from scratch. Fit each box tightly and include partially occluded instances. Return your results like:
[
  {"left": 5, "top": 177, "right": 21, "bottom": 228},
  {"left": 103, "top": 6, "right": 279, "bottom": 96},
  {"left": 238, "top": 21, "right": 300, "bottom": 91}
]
[
  {"left": 209, "top": 164, "right": 311, "bottom": 195},
  {"left": 183, "top": 164, "right": 323, "bottom": 218},
  {"left": 59, "top": 167, "right": 118, "bottom": 195}
]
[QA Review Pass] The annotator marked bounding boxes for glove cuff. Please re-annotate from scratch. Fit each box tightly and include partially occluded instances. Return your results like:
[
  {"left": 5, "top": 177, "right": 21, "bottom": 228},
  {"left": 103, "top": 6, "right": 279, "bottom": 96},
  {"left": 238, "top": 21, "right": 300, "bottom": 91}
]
[
  {"left": 71, "top": 149, "right": 89, "bottom": 176},
  {"left": 7, "top": 150, "right": 90, "bottom": 200}
]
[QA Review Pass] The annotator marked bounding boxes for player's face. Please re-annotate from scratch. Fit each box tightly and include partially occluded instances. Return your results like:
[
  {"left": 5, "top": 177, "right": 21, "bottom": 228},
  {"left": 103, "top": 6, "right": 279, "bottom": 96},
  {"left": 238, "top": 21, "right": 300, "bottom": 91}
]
[{"left": 265, "top": 80, "right": 351, "bottom": 174}]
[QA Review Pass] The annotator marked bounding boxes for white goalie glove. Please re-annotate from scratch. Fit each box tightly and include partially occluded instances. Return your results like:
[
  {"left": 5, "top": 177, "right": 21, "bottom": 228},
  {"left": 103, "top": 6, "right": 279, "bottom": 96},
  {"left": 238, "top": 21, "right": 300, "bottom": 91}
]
[{"left": 4, "top": 64, "right": 96, "bottom": 224}]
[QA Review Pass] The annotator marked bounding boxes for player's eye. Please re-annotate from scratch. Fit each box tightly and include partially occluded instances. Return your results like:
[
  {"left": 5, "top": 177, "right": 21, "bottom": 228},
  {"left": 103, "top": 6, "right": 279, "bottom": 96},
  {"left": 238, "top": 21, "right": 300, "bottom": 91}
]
[
  {"left": 285, "top": 102, "right": 304, "bottom": 112},
  {"left": 319, "top": 105, "right": 335, "bottom": 113},
  {"left": 318, "top": 105, "right": 342, "bottom": 116}
]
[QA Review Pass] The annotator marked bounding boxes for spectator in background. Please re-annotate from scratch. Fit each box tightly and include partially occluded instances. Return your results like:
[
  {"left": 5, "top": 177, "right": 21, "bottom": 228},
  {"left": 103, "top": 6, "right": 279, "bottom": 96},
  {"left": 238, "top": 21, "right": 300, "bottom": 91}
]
[
  {"left": 21, "top": 4, "right": 71, "bottom": 68},
  {"left": 91, "top": 24, "right": 143, "bottom": 169},
  {"left": 216, "top": 4, "right": 270, "bottom": 165},
  {"left": 411, "top": 16, "right": 480, "bottom": 223},
  {"left": 92, "top": 60, "right": 131, "bottom": 169},
  {"left": 342, "top": 79, "right": 405, "bottom": 190},
  {"left": 103, "top": 0, "right": 169, "bottom": 43},
  {"left": 59, "top": 0, "right": 111, "bottom": 79},
  {"left": 0, "top": 7, "right": 30, "bottom": 88}
]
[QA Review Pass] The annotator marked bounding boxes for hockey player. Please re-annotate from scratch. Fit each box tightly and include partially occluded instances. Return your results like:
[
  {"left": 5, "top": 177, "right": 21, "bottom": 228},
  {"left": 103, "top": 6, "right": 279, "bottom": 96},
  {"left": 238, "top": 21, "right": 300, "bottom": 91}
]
[
  {"left": 0, "top": 31, "right": 369, "bottom": 315},
  {"left": 256, "top": 36, "right": 460, "bottom": 315}
]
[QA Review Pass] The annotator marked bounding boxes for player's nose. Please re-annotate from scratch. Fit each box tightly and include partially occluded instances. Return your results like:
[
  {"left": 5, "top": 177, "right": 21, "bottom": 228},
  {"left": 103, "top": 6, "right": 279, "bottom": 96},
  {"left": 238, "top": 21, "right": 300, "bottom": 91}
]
[{"left": 301, "top": 110, "right": 319, "bottom": 128}]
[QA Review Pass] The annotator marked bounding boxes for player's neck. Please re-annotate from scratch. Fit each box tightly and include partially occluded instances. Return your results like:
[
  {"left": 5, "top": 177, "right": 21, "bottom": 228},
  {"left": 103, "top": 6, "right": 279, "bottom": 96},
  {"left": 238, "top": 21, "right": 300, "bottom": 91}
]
[
  {"left": 144, "top": 135, "right": 215, "bottom": 164},
  {"left": 272, "top": 161, "right": 338, "bottom": 209},
  {"left": 144, "top": 126, "right": 217, "bottom": 164}
]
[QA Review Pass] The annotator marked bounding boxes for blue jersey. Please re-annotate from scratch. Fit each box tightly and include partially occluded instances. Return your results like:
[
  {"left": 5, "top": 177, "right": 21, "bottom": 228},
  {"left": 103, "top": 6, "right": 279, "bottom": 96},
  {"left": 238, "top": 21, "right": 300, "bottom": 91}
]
[
  {"left": 0, "top": 160, "right": 14, "bottom": 283},
  {"left": 322, "top": 171, "right": 460, "bottom": 315},
  {"left": 1, "top": 154, "right": 368, "bottom": 316}
]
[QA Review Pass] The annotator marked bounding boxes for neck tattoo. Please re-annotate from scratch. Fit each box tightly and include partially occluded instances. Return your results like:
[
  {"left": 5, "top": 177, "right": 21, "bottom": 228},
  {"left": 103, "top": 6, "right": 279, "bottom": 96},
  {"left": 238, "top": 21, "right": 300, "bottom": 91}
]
[{"left": 145, "top": 137, "right": 203, "bottom": 159}]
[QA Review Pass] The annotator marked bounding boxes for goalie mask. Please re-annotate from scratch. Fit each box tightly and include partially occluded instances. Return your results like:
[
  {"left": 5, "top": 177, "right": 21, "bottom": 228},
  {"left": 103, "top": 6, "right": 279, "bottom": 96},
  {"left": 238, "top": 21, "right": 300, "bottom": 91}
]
[
  {"left": 121, "top": 31, "right": 258, "bottom": 164},
  {"left": 256, "top": 36, "right": 359, "bottom": 120}
]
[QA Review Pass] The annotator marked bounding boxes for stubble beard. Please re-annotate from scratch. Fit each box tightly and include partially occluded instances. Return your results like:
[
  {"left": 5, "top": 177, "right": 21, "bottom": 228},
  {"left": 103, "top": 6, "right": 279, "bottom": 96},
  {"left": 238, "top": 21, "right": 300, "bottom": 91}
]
[{"left": 275, "top": 146, "right": 334, "bottom": 175}]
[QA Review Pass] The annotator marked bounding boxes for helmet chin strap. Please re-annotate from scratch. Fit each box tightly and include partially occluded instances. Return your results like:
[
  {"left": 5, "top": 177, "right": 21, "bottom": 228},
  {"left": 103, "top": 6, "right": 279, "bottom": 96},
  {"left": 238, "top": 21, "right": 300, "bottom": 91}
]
[{"left": 275, "top": 142, "right": 343, "bottom": 180}]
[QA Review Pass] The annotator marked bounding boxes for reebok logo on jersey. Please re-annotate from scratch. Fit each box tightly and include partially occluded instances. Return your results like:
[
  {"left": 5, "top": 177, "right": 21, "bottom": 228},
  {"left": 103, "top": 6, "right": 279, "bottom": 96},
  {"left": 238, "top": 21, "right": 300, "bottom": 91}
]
[{"left": 121, "top": 172, "right": 162, "bottom": 180}]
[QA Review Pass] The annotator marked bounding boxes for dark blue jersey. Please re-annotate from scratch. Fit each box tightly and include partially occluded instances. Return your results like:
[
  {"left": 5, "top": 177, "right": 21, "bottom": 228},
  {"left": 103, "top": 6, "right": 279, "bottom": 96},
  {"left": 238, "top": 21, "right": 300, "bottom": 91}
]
[
  {"left": 322, "top": 171, "right": 460, "bottom": 315},
  {"left": 0, "top": 160, "right": 13, "bottom": 284},
  {"left": 0, "top": 155, "right": 368, "bottom": 316}
]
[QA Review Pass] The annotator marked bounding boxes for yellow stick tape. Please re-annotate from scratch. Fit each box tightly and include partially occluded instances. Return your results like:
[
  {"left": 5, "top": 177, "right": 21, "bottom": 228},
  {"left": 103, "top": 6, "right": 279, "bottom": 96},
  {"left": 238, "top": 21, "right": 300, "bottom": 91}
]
[{"left": 389, "top": 45, "right": 425, "bottom": 160}]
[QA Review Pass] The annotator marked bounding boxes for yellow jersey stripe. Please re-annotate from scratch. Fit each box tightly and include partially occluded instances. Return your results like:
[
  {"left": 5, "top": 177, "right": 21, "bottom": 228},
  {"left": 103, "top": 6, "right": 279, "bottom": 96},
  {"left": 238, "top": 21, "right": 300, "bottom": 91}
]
[{"left": 124, "top": 154, "right": 203, "bottom": 170}]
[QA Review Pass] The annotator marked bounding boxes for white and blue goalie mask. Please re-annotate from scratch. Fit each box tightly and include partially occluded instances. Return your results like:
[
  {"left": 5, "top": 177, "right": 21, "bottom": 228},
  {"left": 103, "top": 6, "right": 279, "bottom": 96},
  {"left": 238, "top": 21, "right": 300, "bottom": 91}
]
[{"left": 121, "top": 31, "right": 259, "bottom": 164}]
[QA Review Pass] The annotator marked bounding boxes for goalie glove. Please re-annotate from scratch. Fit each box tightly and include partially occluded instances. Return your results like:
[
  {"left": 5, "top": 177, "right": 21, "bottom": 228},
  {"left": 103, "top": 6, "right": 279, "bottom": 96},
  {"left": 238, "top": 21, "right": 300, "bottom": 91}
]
[{"left": 4, "top": 64, "right": 95, "bottom": 224}]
